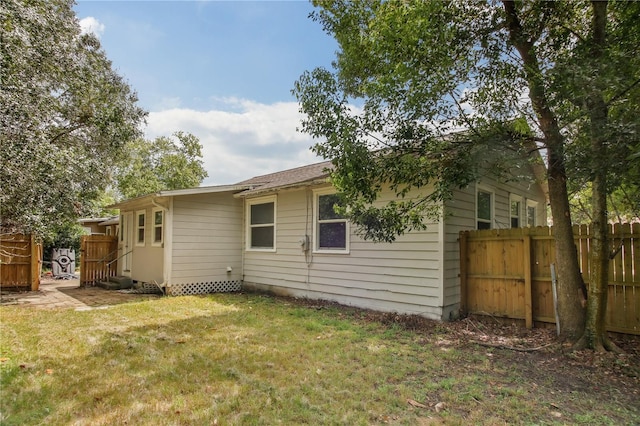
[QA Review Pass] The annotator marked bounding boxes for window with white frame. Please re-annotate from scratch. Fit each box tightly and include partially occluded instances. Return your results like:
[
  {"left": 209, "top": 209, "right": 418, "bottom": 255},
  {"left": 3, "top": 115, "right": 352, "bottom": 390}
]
[
  {"left": 152, "top": 208, "right": 164, "bottom": 246},
  {"left": 136, "top": 210, "right": 146, "bottom": 246},
  {"left": 314, "top": 189, "right": 349, "bottom": 252},
  {"left": 509, "top": 195, "right": 523, "bottom": 228},
  {"left": 476, "top": 188, "right": 493, "bottom": 230},
  {"left": 247, "top": 196, "right": 276, "bottom": 250},
  {"left": 526, "top": 200, "right": 538, "bottom": 227}
]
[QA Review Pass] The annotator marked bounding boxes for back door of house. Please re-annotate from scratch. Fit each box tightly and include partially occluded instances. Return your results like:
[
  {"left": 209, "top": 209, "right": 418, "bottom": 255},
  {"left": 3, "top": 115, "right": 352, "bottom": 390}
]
[{"left": 121, "top": 212, "right": 133, "bottom": 276}]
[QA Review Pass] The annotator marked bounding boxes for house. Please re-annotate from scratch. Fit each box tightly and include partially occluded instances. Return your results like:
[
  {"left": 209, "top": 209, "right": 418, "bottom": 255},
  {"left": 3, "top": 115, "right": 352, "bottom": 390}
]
[
  {"left": 78, "top": 216, "right": 119, "bottom": 236},
  {"left": 111, "top": 160, "right": 546, "bottom": 320}
]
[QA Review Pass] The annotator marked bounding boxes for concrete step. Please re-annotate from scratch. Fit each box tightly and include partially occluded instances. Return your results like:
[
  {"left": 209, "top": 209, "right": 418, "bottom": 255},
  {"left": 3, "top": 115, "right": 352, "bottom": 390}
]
[
  {"left": 108, "top": 276, "right": 133, "bottom": 287},
  {"left": 97, "top": 277, "right": 133, "bottom": 290}
]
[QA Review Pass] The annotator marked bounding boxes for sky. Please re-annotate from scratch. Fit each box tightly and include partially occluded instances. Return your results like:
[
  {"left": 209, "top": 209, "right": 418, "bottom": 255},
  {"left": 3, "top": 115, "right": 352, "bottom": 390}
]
[{"left": 73, "top": 1, "right": 339, "bottom": 186}]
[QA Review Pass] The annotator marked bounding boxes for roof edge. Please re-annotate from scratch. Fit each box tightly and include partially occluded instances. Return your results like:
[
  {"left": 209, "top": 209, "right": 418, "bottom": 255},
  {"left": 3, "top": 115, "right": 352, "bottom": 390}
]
[
  {"left": 109, "top": 184, "right": 256, "bottom": 209},
  {"left": 234, "top": 178, "right": 331, "bottom": 198}
]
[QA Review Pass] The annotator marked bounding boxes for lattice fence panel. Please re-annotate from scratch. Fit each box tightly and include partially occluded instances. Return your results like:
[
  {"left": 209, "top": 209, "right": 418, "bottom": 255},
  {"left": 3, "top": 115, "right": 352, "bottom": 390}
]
[{"left": 168, "top": 280, "right": 241, "bottom": 296}]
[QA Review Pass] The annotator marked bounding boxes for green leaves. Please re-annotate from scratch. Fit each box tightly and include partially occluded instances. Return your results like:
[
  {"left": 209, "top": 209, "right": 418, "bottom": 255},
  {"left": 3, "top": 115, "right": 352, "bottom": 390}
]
[
  {"left": 295, "top": 1, "right": 640, "bottom": 241},
  {"left": 1, "top": 0, "right": 147, "bottom": 238},
  {"left": 116, "top": 132, "right": 208, "bottom": 199}
]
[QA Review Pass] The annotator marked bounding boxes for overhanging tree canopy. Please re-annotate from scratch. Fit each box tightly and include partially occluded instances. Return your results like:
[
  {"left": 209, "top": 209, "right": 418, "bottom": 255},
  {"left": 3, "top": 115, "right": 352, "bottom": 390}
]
[
  {"left": 1, "top": 0, "right": 147, "bottom": 238},
  {"left": 294, "top": 0, "right": 639, "bottom": 347}
]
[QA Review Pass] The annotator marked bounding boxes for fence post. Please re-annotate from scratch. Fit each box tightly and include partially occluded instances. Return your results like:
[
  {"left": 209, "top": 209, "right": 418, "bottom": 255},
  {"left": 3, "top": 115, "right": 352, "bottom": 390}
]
[
  {"left": 80, "top": 235, "right": 87, "bottom": 286},
  {"left": 523, "top": 233, "right": 532, "bottom": 328},
  {"left": 30, "top": 234, "right": 40, "bottom": 291},
  {"left": 459, "top": 231, "right": 468, "bottom": 315}
]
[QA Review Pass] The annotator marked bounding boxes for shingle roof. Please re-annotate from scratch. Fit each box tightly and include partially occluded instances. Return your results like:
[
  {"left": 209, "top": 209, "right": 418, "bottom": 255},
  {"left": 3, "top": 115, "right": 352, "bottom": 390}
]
[{"left": 236, "top": 160, "right": 333, "bottom": 196}]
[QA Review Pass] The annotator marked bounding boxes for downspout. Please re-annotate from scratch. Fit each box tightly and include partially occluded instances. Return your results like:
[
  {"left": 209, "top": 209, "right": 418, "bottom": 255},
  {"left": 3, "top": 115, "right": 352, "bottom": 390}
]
[{"left": 241, "top": 197, "right": 246, "bottom": 288}]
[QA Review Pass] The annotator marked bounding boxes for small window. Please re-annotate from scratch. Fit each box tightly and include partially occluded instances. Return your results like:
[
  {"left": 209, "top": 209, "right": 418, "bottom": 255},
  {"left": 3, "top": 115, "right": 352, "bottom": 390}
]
[
  {"left": 477, "top": 188, "right": 493, "bottom": 230},
  {"left": 106, "top": 227, "right": 112, "bottom": 236},
  {"left": 510, "top": 195, "right": 523, "bottom": 228},
  {"left": 136, "top": 210, "right": 146, "bottom": 246},
  {"left": 526, "top": 200, "right": 538, "bottom": 227},
  {"left": 247, "top": 196, "right": 276, "bottom": 251},
  {"left": 314, "top": 189, "right": 349, "bottom": 253},
  {"left": 152, "top": 208, "right": 164, "bottom": 246},
  {"left": 120, "top": 216, "right": 124, "bottom": 242}
]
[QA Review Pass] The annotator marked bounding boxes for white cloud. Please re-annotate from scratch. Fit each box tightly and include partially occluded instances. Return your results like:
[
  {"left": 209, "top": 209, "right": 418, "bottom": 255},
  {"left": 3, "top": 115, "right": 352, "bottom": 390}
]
[
  {"left": 79, "top": 17, "right": 105, "bottom": 39},
  {"left": 144, "top": 99, "right": 322, "bottom": 186}
]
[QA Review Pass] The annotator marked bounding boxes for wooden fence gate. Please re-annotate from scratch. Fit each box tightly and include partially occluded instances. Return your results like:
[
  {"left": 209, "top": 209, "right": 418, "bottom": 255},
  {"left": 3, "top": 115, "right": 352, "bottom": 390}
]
[
  {"left": 459, "top": 224, "right": 639, "bottom": 335},
  {"left": 80, "top": 235, "right": 118, "bottom": 286},
  {"left": 0, "top": 234, "right": 42, "bottom": 290}
]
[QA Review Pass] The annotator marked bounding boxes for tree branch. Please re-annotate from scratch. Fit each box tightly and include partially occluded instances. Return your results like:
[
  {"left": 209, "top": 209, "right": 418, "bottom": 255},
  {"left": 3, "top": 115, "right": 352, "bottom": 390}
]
[
  {"left": 606, "top": 76, "right": 640, "bottom": 108},
  {"left": 471, "top": 340, "right": 558, "bottom": 352},
  {"left": 577, "top": 198, "right": 592, "bottom": 222},
  {"left": 49, "top": 123, "right": 87, "bottom": 145},
  {"left": 448, "top": 90, "right": 482, "bottom": 138}
]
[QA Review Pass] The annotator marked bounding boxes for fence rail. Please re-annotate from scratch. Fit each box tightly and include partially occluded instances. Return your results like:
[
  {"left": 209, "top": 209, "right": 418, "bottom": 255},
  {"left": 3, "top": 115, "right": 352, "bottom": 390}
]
[
  {"left": 80, "top": 235, "right": 118, "bottom": 286},
  {"left": 0, "top": 234, "right": 42, "bottom": 290},
  {"left": 460, "top": 223, "right": 639, "bottom": 335}
]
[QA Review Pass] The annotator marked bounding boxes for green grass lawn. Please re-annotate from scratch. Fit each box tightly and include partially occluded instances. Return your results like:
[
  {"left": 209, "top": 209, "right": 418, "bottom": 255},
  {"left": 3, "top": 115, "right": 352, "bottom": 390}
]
[{"left": 1, "top": 293, "right": 638, "bottom": 425}]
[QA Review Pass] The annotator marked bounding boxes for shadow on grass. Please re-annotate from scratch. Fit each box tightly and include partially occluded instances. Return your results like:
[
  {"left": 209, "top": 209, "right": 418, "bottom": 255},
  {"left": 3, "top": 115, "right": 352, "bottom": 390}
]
[
  {"left": 3, "top": 295, "right": 401, "bottom": 425},
  {"left": 2, "top": 294, "right": 639, "bottom": 425}
]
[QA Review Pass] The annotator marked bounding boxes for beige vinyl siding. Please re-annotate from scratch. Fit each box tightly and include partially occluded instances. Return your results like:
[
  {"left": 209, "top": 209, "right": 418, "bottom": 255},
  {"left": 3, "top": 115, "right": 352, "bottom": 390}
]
[
  {"left": 243, "top": 185, "right": 445, "bottom": 319},
  {"left": 170, "top": 193, "right": 243, "bottom": 285},
  {"left": 442, "top": 173, "right": 547, "bottom": 315},
  {"left": 442, "top": 187, "right": 476, "bottom": 318}
]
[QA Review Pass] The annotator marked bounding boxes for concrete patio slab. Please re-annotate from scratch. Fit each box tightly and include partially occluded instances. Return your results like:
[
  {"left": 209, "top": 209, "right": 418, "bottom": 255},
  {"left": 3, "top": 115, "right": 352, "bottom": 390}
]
[{"left": 1, "top": 278, "right": 161, "bottom": 310}]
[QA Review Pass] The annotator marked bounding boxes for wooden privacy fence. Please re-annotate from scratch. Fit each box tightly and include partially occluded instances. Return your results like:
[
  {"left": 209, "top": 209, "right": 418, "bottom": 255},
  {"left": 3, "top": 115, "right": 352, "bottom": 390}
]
[
  {"left": 0, "top": 234, "right": 42, "bottom": 291},
  {"left": 80, "top": 235, "right": 118, "bottom": 286},
  {"left": 460, "top": 223, "right": 640, "bottom": 335}
]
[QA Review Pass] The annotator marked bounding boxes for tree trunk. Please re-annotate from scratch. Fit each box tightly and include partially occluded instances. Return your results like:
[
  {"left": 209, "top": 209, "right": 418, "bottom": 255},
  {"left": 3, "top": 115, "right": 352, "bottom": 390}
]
[
  {"left": 546, "top": 148, "right": 587, "bottom": 340},
  {"left": 580, "top": 157, "right": 610, "bottom": 351},
  {"left": 575, "top": 1, "right": 620, "bottom": 352},
  {"left": 503, "top": 1, "right": 586, "bottom": 340}
]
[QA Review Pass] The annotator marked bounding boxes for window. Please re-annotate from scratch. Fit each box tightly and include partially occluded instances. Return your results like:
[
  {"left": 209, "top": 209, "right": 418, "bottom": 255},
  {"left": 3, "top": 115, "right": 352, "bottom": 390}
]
[
  {"left": 247, "top": 196, "right": 276, "bottom": 250},
  {"left": 136, "top": 210, "right": 146, "bottom": 246},
  {"left": 120, "top": 216, "right": 125, "bottom": 242},
  {"left": 476, "top": 188, "right": 493, "bottom": 230},
  {"left": 314, "top": 189, "right": 349, "bottom": 253},
  {"left": 152, "top": 208, "right": 164, "bottom": 246},
  {"left": 510, "top": 195, "right": 523, "bottom": 228},
  {"left": 106, "top": 227, "right": 112, "bottom": 236},
  {"left": 526, "top": 200, "right": 538, "bottom": 227}
]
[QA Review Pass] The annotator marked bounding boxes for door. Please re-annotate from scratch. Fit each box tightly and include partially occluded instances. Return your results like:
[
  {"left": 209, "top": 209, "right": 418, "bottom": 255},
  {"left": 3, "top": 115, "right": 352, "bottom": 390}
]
[{"left": 121, "top": 212, "right": 134, "bottom": 276}]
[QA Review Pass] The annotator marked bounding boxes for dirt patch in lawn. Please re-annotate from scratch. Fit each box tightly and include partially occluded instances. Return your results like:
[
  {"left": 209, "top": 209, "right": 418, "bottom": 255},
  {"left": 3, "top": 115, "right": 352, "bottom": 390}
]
[
  {"left": 57, "top": 286, "right": 161, "bottom": 306},
  {"left": 277, "top": 295, "right": 640, "bottom": 421}
]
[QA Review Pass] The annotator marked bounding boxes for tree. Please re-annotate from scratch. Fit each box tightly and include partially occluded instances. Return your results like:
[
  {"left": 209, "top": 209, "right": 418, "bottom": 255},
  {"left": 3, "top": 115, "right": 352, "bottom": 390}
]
[
  {"left": 584, "top": 1, "right": 640, "bottom": 350},
  {"left": 294, "top": 1, "right": 639, "bottom": 348},
  {"left": 568, "top": 184, "right": 640, "bottom": 225},
  {"left": 1, "top": 0, "right": 147, "bottom": 239},
  {"left": 116, "top": 131, "right": 208, "bottom": 199}
]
